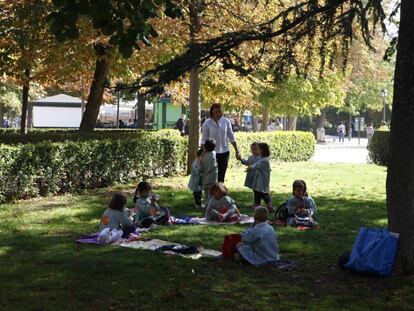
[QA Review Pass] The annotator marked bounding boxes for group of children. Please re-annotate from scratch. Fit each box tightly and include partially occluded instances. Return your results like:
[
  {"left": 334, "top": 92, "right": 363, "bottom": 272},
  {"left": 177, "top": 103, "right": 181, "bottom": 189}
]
[{"left": 97, "top": 139, "right": 318, "bottom": 266}]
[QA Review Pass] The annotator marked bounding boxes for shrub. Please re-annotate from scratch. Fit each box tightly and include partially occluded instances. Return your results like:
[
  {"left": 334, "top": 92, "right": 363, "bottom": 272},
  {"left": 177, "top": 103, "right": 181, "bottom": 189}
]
[
  {"left": 0, "top": 129, "right": 314, "bottom": 202},
  {"left": 368, "top": 131, "right": 389, "bottom": 166},
  {"left": 230, "top": 131, "right": 315, "bottom": 167}
]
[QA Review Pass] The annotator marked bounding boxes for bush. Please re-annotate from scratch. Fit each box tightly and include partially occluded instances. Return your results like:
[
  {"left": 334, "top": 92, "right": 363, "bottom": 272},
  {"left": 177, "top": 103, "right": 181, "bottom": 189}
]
[
  {"left": 0, "top": 131, "right": 187, "bottom": 202},
  {"left": 230, "top": 131, "right": 315, "bottom": 167},
  {"left": 0, "top": 129, "right": 314, "bottom": 202},
  {"left": 368, "top": 131, "right": 389, "bottom": 166}
]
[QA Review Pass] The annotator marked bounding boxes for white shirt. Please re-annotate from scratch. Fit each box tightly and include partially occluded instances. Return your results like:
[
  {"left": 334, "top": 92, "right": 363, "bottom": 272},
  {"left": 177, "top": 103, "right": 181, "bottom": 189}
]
[{"left": 201, "top": 117, "right": 236, "bottom": 154}]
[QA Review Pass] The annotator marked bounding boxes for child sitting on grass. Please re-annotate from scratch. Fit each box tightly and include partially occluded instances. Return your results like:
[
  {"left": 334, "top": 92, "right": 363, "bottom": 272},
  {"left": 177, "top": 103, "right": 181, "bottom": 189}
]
[
  {"left": 200, "top": 139, "right": 218, "bottom": 204},
  {"left": 98, "top": 192, "right": 136, "bottom": 244},
  {"left": 133, "top": 181, "right": 169, "bottom": 228},
  {"left": 188, "top": 148, "right": 204, "bottom": 208},
  {"left": 205, "top": 182, "right": 240, "bottom": 222},
  {"left": 286, "top": 180, "right": 317, "bottom": 226},
  {"left": 237, "top": 142, "right": 260, "bottom": 207},
  {"left": 235, "top": 206, "right": 280, "bottom": 265},
  {"left": 248, "top": 142, "right": 273, "bottom": 212}
]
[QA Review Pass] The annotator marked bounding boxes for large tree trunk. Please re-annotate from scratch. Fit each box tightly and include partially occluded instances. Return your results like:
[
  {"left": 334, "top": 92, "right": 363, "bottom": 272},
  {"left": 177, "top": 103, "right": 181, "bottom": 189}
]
[
  {"left": 79, "top": 44, "right": 110, "bottom": 132},
  {"left": 316, "top": 108, "right": 327, "bottom": 129},
  {"left": 386, "top": 0, "right": 414, "bottom": 274},
  {"left": 287, "top": 117, "right": 297, "bottom": 131},
  {"left": 262, "top": 106, "right": 269, "bottom": 131},
  {"left": 137, "top": 94, "right": 146, "bottom": 129},
  {"left": 186, "top": 0, "right": 204, "bottom": 174},
  {"left": 20, "top": 69, "right": 30, "bottom": 135},
  {"left": 252, "top": 116, "right": 259, "bottom": 132}
]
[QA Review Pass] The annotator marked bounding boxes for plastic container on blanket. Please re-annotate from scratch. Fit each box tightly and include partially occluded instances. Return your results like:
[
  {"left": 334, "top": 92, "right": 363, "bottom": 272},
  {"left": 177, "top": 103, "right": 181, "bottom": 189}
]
[{"left": 345, "top": 227, "right": 399, "bottom": 277}]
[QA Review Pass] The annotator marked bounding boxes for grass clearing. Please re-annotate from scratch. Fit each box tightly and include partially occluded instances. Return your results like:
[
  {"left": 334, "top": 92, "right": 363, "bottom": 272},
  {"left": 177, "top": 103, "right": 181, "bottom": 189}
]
[{"left": 1, "top": 162, "right": 413, "bottom": 310}]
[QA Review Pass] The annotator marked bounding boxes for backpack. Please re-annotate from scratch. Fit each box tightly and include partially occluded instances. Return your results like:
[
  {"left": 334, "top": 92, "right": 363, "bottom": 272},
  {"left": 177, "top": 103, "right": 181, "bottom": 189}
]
[{"left": 274, "top": 201, "right": 289, "bottom": 222}]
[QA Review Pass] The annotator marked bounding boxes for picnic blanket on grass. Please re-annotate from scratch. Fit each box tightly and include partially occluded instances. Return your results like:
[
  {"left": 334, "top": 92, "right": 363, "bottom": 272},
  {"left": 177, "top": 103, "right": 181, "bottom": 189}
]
[{"left": 171, "top": 214, "right": 254, "bottom": 225}]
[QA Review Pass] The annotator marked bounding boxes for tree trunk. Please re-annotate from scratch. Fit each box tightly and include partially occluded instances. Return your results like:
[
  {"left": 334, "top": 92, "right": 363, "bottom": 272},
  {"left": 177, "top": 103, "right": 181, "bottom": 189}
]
[
  {"left": 186, "top": 0, "right": 204, "bottom": 174},
  {"left": 262, "top": 106, "right": 269, "bottom": 131},
  {"left": 79, "top": 44, "right": 110, "bottom": 132},
  {"left": 20, "top": 69, "right": 30, "bottom": 135},
  {"left": 316, "top": 108, "right": 327, "bottom": 129},
  {"left": 27, "top": 101, "right": 33, "bottom": 128},
  {"left": 252, "top": 116, "right": 259, "bottom": 132},
  {"left": 386, "top": 0, "right": 414, "bottom": 274},
  {"left": 287, "top": 117, "right": 297, "bottom": 131},
  {"left": 0, "top": 104, "right": 3, "bottom": 128},
  {"left": 187, "top": 67, "right": 201, "bottom": 174},
  {"left": 137, "top": 94, "right": 146, "bottom": 129}
]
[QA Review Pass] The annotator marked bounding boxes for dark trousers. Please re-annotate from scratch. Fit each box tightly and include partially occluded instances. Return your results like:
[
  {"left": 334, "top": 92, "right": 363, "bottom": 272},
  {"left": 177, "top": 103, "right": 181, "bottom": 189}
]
[
  {"left": 254, "top": 191, "right": 271, "bottom": 206},
  {"left": 193, "top": 191, "right": 202, "bottom": 206},
  {"left": 216, "top": 151, "right": 230, "bottom": 183},
  {"left": 122, "top": 225, "right": 136, "bottom": 238}
]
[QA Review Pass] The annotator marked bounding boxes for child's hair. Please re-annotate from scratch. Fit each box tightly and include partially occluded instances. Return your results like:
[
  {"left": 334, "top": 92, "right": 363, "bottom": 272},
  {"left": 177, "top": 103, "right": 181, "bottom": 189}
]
[
  {"left": 251, "top": 141, "right": 259, "bottom": 148},
  {"left": 254, "top": 206, "right": 269, "bottom": 222},
  {"left": 209, "top": 182, "right": 228, "bottom": 196},
  {"left": 258, "top": 142, "right": 270, "bottom": 157},
  {"left": 196, "top": 148, "right": 203, "bottom": 156},
  {"left": 109, "top": 192, "right": 127, "bottom": 211},
  {"left": 292, "top": 180, "right": 308, "bottom": 196},
  {"left": 204, "top": 139, "right": 216, "bottom": 152},
  {"left": 133, "top": 181, "right": 152, "bottom": 203}
]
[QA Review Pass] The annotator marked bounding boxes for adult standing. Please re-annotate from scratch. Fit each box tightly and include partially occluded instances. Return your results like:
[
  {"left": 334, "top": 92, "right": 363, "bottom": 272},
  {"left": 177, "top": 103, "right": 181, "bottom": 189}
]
[
  {"left": 174, "top": 114, "right": 187, "bottom": 136},
  {"left": 366, "top": 123, "right": 375, "bottom": 145},
  {"left": 201, "top": 103, "right": 240, "bottom": 182},
  {"left": 337, "top": 122, "right": 346, "bottom": 143}
]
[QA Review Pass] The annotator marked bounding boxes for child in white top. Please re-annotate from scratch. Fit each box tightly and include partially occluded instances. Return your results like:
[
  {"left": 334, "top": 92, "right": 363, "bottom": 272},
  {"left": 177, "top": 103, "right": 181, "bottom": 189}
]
[
  {"left": 205, "top": 182, "right": 240, "bottom": 222},
  {"left": 188, "top": 149, "right": 204, "bottom": 208},
  {"left": 237, "top": 142, "right": 260, "bottom": 207}
]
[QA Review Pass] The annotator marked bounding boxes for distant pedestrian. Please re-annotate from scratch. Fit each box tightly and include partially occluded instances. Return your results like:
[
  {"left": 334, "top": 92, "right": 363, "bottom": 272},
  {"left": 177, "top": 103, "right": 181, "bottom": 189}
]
[
  {"left": 337, "top": 122, "right": 346, "bottom": 143},
  {"left": 366, "top": 123, "right": 375, "bottom": 145},
  {"left": 174, "top": 114, "right": 186, "bottom": 136}
]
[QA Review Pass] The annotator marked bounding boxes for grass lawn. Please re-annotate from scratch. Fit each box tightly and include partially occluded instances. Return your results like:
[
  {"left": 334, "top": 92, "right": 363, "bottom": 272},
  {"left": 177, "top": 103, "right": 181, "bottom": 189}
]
[{"left": 1, "top": 162, "right": 414, "bottom": 310}]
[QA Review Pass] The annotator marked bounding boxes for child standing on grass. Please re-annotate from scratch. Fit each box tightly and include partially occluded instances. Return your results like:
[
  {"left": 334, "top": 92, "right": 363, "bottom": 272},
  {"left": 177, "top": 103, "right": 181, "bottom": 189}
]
[
  {"left": 205, "top": 182, "right": 240, "bottom": 222},
  {"left": 200, "top": 139, "right": 218, "bottom": 204},
  {"left": 248, "top": 142, "right": 273, "bottom": 212},
  {"left": 188, "top": 148, "right": 204, "bottom": 208},
  {"left": 286, "top": 180, "right": 317, "bottom": 226},
  {"left": 98, "top": 192, "right": 136, "bottom": 244},
  {"left": 235, "top": 206, "right": 280, "bottom": 265},
  {"left": 133, "top": 181, "right": 169, "bottom": 228},
  {"left": 237, "top": 142, "right": 260, "bottom": 207}
]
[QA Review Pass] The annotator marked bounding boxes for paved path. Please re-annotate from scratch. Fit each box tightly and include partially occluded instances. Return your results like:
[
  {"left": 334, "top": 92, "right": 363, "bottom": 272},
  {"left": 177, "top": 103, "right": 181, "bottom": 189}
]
[{"left": 312, "top": 137, "right": 369, "bottom": 164}]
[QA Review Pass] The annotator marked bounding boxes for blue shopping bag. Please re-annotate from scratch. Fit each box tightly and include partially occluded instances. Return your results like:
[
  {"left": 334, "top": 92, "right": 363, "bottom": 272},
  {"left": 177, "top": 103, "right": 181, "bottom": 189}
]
[{"left": 345, "top": 227, "right": 399, "bottom": 277}]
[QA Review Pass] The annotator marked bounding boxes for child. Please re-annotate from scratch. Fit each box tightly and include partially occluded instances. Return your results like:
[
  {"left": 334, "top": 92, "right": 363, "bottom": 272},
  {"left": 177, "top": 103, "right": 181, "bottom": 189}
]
[
  {"left": 248, "top": 142, "right": 273, "bottom": 211},
  {"left": 133, "top": 181, "right": 169, "bottom": 228},
  {"left": 188, "top": 148, "right": 204, "bottom": 208},
  {"left": 236, "top": 206, "right": 280, "bottom": 265},
  {"left": 98, "top": 192, "right": 136, "bottom": 244},
  {"left": 205, "top": 182, "right": 240, "bottom": 222},
  {"left": 286, "top": 180, "right": 317, "bottom": 226},
  {"left": 200, "top": 139, "right": 218, "bottom": 204},
  {"left": 238, "top": 142, "right": 260, "bottom": 206}
]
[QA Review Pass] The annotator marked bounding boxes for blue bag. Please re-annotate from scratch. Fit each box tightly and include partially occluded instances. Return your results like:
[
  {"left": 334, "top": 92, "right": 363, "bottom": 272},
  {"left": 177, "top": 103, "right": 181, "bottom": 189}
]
[{"left": 345, "top": 227, "right": 399, "bottom": 277}]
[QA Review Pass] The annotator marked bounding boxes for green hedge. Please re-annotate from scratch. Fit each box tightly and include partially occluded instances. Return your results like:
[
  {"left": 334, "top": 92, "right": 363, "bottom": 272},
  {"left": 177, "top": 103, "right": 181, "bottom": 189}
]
[
  {"left": 0, "top": 129, "right": 314, "bottom": 202},
  {"left": 368, "top": 131, "right": 389, "bottom": 166},
  {"left": 230, "top": 131, "right": 315, "bottom": 167},
  {"left": 0, "top": 131, "right": 187, "bottom": 202}
]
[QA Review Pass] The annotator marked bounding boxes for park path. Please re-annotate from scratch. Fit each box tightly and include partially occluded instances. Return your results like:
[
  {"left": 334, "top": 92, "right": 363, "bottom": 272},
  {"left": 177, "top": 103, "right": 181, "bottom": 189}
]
[{"left": 311, "top": 136, "right": 369, "bottom": 164}]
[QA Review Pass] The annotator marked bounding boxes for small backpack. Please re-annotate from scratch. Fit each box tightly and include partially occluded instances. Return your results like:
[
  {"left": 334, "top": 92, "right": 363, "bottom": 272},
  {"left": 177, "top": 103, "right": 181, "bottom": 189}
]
[{"left": 274, "top": 201, "right": 289, "bottom": 222}]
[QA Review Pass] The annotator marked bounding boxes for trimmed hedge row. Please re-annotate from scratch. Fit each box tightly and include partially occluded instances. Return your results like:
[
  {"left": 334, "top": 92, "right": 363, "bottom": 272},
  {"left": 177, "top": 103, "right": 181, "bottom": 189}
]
[
  {"left": 368, "top": 131, "right": 389, "bottom": 166},
  {"left": 0, "top": 130, "right": 315, "bottom": 202},
  {"left": 231, "top": 131, "right": 315, "bottom": 167},
  {"left": 0, "top": 133, "right": 187, "bottom": 202}
]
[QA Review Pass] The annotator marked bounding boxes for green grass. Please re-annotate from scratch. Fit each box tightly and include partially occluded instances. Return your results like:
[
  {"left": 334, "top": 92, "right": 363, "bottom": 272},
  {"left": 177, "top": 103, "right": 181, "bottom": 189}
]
[{"left": 1, "top": 162, "right": 413, "bottom": 310}]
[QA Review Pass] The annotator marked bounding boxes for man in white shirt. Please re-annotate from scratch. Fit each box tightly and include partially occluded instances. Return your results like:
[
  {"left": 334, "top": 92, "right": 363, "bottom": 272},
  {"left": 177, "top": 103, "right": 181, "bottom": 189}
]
[{"left": 201, "top": 103, "right": 241, "bottom": 182}]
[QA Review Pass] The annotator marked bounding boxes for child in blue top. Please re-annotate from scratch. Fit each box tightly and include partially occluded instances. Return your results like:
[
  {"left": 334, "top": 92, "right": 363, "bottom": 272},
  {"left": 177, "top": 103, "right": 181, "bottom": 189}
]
[
  {"left": 237, "top": 142, "right": 260, "bottom": 206},
  {"left": 133, "top": 181, "right": 169, "bottom": 228},
  {"left": 248, "top": 142, "right": 273, "bottom": 212},
  {"left": 236, "top": 206, "right": 280, "bottom": 265},
  {"left": 286, "top": 180, "right": 317, "bottom": 226},
  {"left": 200, "top": 139, "right": 218, "bottom": 204},
  {"left": 98, "top": 192, "right": 136, "bottom": 243},
  {"left": 205, "top": 182, "right": 240, "bottom": 222},
  {"left": 188, "top": 149, "right": 204, "bottom": 208}
]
